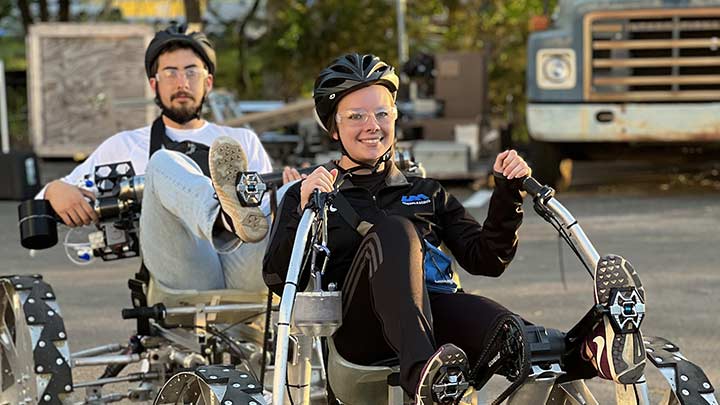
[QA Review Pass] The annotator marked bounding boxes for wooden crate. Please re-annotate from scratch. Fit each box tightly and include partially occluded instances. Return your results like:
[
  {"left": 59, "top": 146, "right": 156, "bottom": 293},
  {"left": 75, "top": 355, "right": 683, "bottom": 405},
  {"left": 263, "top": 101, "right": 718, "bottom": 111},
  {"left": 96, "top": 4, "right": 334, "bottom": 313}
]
[{"left": 27, "top": 23, "right": 156, "bottom": 158}]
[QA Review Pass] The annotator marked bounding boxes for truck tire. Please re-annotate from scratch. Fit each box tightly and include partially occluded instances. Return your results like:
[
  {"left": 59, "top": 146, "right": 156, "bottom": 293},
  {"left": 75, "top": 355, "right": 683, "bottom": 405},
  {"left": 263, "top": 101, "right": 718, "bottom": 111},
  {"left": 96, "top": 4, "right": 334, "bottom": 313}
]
[
  {"left": 0, "top": 275, "right": 73, "bottom": 405},
  {"left": 529, "top": 140, "right": 572, "bottom": 191}
]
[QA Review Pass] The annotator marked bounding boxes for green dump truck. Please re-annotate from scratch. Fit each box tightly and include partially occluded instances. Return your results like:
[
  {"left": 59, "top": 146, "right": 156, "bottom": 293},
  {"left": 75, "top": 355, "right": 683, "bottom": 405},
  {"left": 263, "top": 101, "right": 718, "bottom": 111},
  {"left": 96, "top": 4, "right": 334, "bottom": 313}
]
[{"left": 527, "top": 0, "right": 720, "bottom": 187}]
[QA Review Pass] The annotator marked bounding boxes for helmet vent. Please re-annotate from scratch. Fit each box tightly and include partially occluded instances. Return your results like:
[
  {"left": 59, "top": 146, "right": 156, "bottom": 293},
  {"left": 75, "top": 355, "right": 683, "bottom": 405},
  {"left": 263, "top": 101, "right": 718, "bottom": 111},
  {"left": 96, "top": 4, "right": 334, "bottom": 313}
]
[
  {"left": 332, "top": 65, "right": 354, "bottom": 74},
  {"left": 324, "top": 78, "right": 347, "bottom": 89},
  {"left": 362, "top": 55, "right": 374, "bottom": 70}
]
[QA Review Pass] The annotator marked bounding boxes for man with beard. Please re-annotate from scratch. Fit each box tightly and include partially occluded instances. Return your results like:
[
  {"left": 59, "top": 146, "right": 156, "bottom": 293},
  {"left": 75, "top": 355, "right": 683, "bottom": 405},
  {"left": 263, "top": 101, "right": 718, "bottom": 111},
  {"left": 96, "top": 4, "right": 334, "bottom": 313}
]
[{"left": 39, "top": 25, "right": 300, "bottom": 290}]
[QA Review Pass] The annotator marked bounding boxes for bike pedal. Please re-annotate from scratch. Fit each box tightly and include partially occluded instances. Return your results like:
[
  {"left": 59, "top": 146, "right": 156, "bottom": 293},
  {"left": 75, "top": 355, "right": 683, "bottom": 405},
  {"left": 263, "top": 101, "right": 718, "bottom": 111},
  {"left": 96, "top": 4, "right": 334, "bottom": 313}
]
[
  {"left": 595, "top": 254, "right": 646, "bottom": 334},
  {"left": 416, "top": 344, "right": 469, "bottom": 405},
  {"left": 235, "top": 171, "right": 267, "bottom": 207},
  {"left": 432, "top": 367, "right": 470, "bottom": 404},
  {"left": 607, "top": 287, "right": 645, "bottom": 334}
]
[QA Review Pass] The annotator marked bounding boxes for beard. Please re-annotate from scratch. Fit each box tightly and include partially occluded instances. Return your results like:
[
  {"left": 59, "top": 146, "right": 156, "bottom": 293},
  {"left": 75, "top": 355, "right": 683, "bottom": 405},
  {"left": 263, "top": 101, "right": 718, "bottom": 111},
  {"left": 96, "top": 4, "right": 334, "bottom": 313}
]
[{"left": 155, "top": 87, "right": 206, "bottom": 125}]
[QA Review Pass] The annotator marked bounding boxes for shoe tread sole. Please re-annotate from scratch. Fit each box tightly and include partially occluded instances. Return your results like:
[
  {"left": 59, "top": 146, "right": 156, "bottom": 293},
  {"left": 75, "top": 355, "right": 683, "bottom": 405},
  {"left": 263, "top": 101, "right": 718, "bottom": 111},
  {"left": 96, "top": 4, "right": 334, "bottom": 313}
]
[
  {"left": 593, "top": 254, "right": 646, "bottom": 384},
  {"left": 209, "top": 137, "right": 268, "bottom": 243}
]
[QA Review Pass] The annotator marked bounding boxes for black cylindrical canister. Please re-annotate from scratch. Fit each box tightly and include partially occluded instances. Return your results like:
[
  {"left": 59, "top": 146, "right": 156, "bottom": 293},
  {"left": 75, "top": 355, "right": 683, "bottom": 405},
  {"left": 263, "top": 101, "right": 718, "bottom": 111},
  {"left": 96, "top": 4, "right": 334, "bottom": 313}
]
[{"left": 18, "top": 199, "right": 58, "bottom": 250}]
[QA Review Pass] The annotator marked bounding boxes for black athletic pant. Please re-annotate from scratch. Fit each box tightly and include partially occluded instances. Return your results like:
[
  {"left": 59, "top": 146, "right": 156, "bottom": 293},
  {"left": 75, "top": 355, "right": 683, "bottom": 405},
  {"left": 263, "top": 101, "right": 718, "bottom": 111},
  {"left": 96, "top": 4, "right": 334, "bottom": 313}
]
[{"left": 332, "top": 216, "right": 515, "bottom": 395}]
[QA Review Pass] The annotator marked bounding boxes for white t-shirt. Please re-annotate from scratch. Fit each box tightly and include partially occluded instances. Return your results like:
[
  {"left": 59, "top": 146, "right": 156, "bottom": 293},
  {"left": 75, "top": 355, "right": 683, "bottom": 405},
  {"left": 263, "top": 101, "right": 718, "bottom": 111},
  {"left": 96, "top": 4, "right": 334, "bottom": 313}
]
[{"left": 37, "top": 121, "right": 273, "bottom": 198}]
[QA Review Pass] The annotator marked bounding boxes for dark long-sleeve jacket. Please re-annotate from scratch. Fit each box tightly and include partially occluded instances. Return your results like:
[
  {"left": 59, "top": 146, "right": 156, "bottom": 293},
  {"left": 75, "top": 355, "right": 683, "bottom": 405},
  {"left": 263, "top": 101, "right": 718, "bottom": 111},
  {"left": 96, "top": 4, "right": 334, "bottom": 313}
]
[{"left": 262, "top": 162, "right": 524, "bottom": 296}]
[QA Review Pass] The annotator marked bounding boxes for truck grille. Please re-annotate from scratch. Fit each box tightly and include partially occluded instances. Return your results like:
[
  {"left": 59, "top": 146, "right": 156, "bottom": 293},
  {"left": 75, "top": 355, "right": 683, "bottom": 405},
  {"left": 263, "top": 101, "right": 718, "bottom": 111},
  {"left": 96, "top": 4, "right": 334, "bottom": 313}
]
[{"left": 585, "top": 8, "right": 720, "bottom": 102}]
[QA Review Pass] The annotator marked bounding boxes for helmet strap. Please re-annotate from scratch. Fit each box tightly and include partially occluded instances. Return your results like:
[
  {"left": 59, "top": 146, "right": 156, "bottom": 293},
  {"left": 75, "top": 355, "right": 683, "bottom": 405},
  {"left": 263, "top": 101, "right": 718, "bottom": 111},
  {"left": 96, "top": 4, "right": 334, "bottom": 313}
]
[{"left": 337, "top": 136, "right": 393, "bottom": 175}]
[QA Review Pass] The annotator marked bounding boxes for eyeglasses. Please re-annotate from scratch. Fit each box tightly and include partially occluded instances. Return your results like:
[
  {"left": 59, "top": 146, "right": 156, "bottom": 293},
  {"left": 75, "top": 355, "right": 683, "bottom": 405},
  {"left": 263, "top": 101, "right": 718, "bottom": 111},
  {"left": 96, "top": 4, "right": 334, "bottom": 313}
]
[
  {"left": 156, "top": 67, "right": 207, "bottom": 82},
  {"left": 336, "top": 106, "right": 398, "bottom": 127}
]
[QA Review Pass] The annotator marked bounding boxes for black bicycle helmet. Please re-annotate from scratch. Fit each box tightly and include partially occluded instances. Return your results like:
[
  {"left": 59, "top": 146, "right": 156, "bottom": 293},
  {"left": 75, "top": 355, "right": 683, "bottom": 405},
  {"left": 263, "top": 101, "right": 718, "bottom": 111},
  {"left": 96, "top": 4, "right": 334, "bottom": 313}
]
[
  {"left": 145, "top": 24, "right": 216, "bottom": 78},
  {"left": 313, "top": 53, "right": 399, "bottom": 132}
]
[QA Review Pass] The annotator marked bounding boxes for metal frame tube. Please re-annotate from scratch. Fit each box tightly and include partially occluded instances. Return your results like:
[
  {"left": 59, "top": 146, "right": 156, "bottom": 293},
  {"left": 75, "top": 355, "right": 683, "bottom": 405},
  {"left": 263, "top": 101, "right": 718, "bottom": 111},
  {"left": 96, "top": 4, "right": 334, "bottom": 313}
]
[
  {"left": 273, "top": 209, "right": 316, "bottom": 405},
  {"left": 164, "top": 303, "right": 267, "bottom": 315},
  {"left": 635, "top": 381, "right": 651, "bottom": 405},
  {"left": 545, "top": 198, "right": 601, "bottom": 272},
  {"left": 0, "top": 60, "right": 9, "bottom": 154},
  {"left": 72, "top": 354, "right": 141, "bottom": 367},
  {"left": 614, "top": 380, "right": 651, "bottom": 405},
  {"left": 72, "top": 393, "right": 128, "bottom": 404},
  {"left": 71, "top": 343, "right": 123, "bottom": 358},
  {"left": 72, "top": 372, "right": 159, "bottom": 388},
  {"left": 396, "top": 0, "right": 408, "bottom": 66},
  {"left": 287, "top": 334, "right": 313, "bottom": 403},
  {"left": 558, "top": 380, "right": 600, "bottom": 405}
]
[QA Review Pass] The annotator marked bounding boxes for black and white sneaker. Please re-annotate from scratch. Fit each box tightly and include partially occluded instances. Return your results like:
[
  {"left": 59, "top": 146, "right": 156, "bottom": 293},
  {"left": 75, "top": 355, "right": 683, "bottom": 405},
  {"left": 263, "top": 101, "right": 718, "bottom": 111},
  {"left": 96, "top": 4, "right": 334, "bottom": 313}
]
[
  {"left": 209, "top": 136, "right": 268, "bottom": 243},
  {"left": 415, "top": 344, "right": 470, "bottom": 405},
  {"left": 583, "top": 254, "right": 646, "bottom": 385}
]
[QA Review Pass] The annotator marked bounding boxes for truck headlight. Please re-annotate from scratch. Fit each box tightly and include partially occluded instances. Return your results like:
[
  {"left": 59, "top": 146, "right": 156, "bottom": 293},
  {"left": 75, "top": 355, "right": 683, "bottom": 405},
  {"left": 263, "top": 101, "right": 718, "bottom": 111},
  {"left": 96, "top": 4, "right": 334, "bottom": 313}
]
[{"left": 537, "top": 48, "right": 576, "bottom": 89}]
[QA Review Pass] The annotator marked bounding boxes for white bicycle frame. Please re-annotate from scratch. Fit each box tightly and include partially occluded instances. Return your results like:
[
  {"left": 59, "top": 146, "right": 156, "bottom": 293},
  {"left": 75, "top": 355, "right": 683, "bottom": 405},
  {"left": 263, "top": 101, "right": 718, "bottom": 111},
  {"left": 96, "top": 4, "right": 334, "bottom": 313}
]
[
  {"left": 273, "top": 208, "right": 317, "bottom": 404},
  {"left": 272, "top": 205, "right": 342, "bottom": 404}
]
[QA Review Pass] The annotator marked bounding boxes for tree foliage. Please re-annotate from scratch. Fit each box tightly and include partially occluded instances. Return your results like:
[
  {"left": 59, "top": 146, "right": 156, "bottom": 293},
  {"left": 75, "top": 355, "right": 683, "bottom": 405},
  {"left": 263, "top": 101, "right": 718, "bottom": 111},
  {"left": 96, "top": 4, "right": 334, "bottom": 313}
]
[
  {"left": 253, "top": 0, "right": 399, "bottom": 99},
  {"left": 16, "top": 0, "right": 73, "bottom": 34},
  {"left": 0, "top": 0, "right": 12, "bottom": 20},
  {"left": 2, "top": 0, "right": 558, "bottom": 139},
  {"left": 222, "top": 0, "right": 557, "bottom": 129}
]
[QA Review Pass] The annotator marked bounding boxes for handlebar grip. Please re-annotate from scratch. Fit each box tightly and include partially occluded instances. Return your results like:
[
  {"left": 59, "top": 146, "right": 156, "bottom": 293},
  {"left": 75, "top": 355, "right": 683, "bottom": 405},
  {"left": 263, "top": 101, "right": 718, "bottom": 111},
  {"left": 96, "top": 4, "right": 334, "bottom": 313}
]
[
  {"left": 521, "top": 177, "right": 544, "bottom": 197},
  {"left": 121, "top": 304, "right": 166, "bottom": 320}
]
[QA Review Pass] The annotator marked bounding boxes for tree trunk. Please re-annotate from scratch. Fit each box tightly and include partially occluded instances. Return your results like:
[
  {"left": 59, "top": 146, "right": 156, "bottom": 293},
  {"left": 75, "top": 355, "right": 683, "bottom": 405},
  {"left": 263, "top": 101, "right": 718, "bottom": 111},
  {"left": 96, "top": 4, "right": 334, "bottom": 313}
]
[
  {"left": 97, "top": 0, "right": 114, "bottom": 19},
  {"left": 38, "top": 0, "right": 49, "bottom": 21},
  {"left": 16, "top": 0, "right": 33, "bottom": 34},
  {"left": 59, "top": 0, "right": 71, "bottom": 21},
  {"left": 184, "top": 0, "right": 202, "bottom": 23}
]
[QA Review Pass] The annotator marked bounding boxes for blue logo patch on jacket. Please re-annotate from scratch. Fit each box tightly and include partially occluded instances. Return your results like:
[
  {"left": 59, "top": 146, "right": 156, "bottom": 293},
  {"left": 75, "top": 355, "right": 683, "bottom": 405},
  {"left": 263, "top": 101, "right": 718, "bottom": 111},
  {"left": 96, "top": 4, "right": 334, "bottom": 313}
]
[{"left": 401, "top": 193, "right": 431, "bottom": 205}]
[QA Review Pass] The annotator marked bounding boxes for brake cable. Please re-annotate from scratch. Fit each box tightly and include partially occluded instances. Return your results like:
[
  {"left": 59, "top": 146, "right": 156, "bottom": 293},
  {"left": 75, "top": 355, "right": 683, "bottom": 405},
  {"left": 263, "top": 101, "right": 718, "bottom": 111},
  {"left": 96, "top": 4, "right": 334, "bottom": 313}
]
[{"left": 535, "top": 201, "right": 594, "bottom": 278}]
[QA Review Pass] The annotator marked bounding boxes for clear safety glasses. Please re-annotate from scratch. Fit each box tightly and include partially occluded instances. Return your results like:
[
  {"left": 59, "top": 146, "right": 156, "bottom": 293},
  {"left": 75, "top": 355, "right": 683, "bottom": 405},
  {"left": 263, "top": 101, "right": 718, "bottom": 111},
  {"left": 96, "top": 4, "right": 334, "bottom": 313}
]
[{"left": 335, "top": 106, "right": 398, "bottom": 127}]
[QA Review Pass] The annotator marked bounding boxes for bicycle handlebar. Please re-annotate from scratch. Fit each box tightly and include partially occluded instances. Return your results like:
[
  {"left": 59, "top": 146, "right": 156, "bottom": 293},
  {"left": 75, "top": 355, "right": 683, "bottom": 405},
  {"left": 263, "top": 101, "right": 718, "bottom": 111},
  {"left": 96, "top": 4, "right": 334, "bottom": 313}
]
[
  {"left": 521, "top": 177, "right": 544, "bottom": 197},
  {"left": 259, "top": 165, "right": 322, "bottom": 186}
]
